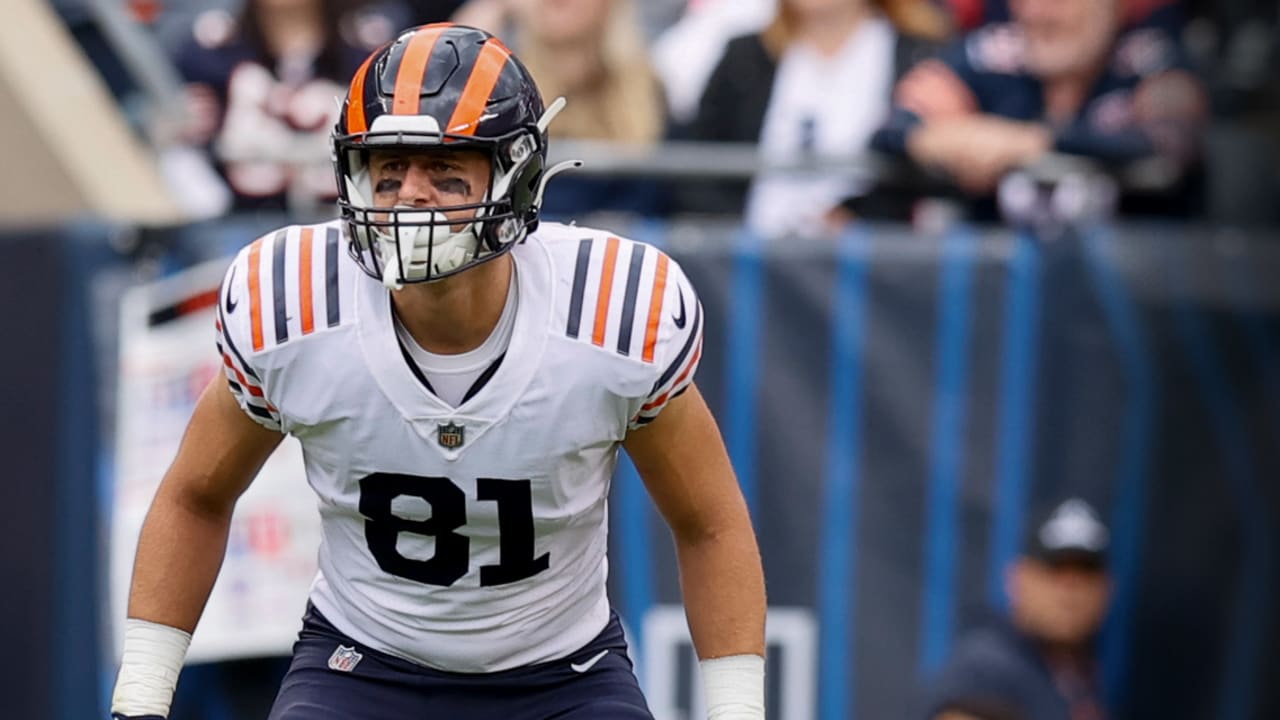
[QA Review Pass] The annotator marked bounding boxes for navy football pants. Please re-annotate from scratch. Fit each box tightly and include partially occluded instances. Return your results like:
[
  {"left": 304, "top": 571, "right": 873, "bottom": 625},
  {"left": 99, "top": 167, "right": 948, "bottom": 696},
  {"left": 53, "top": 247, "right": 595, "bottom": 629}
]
[{"left": 267, "top": 605, "right": 654, "bottom": 719}]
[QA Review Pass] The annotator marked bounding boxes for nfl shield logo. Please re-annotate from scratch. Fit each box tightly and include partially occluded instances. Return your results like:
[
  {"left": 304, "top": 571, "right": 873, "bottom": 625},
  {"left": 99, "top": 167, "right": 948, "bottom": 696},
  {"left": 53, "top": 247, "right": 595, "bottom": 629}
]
[
  {"left": 437, "top": 422, "right": 465, "bottom": 449},
  {"left": 327, "top": 645, "right": 363, "bottom": 672}
]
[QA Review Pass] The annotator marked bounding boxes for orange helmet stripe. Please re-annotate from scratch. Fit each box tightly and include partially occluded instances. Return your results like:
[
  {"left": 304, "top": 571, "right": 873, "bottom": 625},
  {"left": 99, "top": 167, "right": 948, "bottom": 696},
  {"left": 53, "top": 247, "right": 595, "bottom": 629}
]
[
  {"left": 446, "top": 39, "right": 512, "bottom": 135},
  {"left": 392, "top": 25, "right": 447, "bottom": 116},
  {"left": 345, "top": 51, "right": 376, "bottom": 134}
]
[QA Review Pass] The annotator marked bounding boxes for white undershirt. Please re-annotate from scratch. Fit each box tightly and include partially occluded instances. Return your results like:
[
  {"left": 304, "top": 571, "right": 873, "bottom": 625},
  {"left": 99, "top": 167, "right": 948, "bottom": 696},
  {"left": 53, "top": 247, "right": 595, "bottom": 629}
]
[
  {"left": 393, "top": 265, "right": 518, "bottom": 407},
  {"left": 745, "top": 16, "right": 895, "bottom": 239}
]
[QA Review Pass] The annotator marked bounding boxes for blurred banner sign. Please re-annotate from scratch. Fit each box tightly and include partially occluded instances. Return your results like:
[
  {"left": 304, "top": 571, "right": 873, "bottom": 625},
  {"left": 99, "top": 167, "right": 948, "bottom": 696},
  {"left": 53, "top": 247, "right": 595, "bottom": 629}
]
[{"left": 110, "top": 258, "right": 318, "bottom": 663}]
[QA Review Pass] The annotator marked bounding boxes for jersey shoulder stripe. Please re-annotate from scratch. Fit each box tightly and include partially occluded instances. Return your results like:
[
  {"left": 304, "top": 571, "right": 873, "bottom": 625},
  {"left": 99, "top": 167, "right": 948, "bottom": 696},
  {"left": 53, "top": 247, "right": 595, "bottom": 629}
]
[
  {"left": 217, "top": 295, "right": 282, "bottom": 430},
  {"left": 561, "top": 234, "right": 673, "bottom": 364},
  {"left": 240, "top": 222, "right": 346, "bottom": 352},
  {"left": 217, "top": 220, "right": 350, "bottom": 431},
  {"left": 631, "top": 299, "right": 702, "bottom": 428}
]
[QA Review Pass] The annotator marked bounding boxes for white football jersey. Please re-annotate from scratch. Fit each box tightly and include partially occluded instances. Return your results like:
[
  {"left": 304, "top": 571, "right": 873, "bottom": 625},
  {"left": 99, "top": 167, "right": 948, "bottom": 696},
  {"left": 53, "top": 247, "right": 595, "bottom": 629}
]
[{"left": 215, "top": 219, "right": 703, "bottom": 672}]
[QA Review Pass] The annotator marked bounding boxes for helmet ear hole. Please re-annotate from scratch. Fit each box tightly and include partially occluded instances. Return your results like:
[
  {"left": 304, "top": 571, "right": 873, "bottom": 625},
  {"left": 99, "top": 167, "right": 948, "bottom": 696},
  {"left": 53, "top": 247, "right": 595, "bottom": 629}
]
[{"left": 510, "top": 153, "right": 544, "bottom": 221}]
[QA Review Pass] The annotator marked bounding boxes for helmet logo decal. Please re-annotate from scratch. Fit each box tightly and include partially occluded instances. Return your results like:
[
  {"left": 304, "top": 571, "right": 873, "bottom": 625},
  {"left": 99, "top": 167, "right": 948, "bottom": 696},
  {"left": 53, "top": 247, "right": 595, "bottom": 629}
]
[
  {"left": 392, "top": 25, "right": 447, "bottom": 115},
  {"left": 445, "top": 39, "right": 512, "bottom": 136},
  {"left": 345, "top": 51, "right": 377, "bottom": 134}
]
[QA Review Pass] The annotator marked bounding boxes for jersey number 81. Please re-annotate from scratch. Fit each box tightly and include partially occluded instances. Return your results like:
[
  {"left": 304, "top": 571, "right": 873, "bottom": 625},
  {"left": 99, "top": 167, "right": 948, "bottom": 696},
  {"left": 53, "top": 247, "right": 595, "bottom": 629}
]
[{"left": 358, "top": 473, "right": 551, "bottom": 587}]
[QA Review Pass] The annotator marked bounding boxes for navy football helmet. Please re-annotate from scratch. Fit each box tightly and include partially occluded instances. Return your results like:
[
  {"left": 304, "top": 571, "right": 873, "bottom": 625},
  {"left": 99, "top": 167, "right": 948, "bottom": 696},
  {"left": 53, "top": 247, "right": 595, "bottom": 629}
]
[{"left": 332, "top": 23, "right": 576, "bottom": 287}]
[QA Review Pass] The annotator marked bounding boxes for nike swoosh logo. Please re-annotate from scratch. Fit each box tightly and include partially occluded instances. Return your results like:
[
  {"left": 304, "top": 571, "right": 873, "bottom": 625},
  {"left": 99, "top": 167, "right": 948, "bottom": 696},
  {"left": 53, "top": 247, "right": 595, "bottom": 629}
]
[
  {"left": 225, "top": 265, "right": 239, "bottom": 314},
  {"left": 672, "top": 289, "right": 687, "bottom": 329},
  {"left": 570, "top": 649, "right": 609, "bottom": 673}
]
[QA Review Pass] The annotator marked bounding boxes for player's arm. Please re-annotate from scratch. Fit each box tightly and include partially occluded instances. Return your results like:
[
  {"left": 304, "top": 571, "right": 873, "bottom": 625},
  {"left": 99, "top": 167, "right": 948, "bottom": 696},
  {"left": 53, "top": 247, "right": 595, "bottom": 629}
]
[
  {"left": 111, "top": 375, "right": 283, "bottom": 719},
  {"left": 624, "top": 383, "right": 767, "bottom": 719}
]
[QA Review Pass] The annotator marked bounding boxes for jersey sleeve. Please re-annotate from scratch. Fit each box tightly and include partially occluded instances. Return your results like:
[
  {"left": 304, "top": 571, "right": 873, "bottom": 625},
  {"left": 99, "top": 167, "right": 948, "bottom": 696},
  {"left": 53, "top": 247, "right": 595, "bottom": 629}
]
[
  {"left": 628, "top": 256, "right": 703, "bottom": 430},
  {"left": 215, "top": 246, "right": 284, "bottom": 432}
]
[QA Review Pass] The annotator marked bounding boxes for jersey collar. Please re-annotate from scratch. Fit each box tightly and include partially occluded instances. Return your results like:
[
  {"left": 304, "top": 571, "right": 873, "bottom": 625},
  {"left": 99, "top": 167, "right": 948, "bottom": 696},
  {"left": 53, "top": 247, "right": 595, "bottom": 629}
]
[{"left": 355, "top": 240, "right": 552, "bottom": 458}]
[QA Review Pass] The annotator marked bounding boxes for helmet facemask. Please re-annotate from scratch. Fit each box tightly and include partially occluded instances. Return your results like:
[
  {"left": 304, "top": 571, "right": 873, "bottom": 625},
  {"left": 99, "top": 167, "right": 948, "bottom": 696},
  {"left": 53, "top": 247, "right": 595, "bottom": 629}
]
[
  {"left": 334, "top": 111, "right": 552, "bottom": 289},
  {"left": 334, "top": 99, "right": 578, "bottom": 289}
]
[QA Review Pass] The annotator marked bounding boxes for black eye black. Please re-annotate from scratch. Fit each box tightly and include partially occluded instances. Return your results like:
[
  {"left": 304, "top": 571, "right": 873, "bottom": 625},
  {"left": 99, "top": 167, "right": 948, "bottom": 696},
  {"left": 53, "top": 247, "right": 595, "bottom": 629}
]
[{"left": 375, "top": 179, "right": 401, "bottom": 193}]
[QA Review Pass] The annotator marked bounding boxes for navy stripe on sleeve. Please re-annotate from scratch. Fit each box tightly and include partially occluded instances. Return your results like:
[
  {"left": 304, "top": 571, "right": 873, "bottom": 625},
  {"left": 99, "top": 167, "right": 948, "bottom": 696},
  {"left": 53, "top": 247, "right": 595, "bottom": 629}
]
[
  {"left": 566, "top": 238, "right": 592, "bottom": 338},
  {"left": 616, "top": 244, "right": 646, "bottom": 357},
  {"left": 217, "top": 298, "right": 260, "bottom": 382},
  {"left": 651, "top": 300, "right": 702, "bottom": 396},
  {"left": 326, "top": 226, "right": 341, "bottom": 328},
  {"left": 272, "top": 230, "right": 289, "bottom": 345}
]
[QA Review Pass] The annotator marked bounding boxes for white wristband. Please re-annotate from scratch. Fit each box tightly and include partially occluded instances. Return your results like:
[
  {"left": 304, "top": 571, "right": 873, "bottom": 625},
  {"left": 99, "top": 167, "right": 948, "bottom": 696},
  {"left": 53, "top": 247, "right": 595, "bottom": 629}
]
[
  {"left": 700, "top": 654, "right": 766, "bottom": 719},
  {"left": 110, "top": 618, "right": 192, "bottom": 717}
]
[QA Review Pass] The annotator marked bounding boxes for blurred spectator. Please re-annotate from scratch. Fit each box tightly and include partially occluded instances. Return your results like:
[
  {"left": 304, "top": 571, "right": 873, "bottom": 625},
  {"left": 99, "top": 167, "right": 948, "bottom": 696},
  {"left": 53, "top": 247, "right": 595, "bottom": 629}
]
[
  {"left": 872, "top": 0, "right": 1208, "bottom": 222},
  {"left": 921, "top": 498, "right": 1113, "bottom": 720},
  {"left": 653, "top": 0, "right": 778, "bottom": 128},
  {"left": 463, "top": 0, "right": 668, "bottom": 217},
  {"left": 1180, "top": 0, "right": 1277, "bottom": 115},
  {"left": 633, "top": 0, "right": 691, "bottom": 41},
  {"left": 946, "top": 0, "right": 1183, "bottom": 33},
  {"left": 675, "top": 0, "right": 952, "bottom": 237},
  {"left": 396, "top": 0, "right": 470, "bottom": 22},
  {"left": 168, "top": 0, "right": 385, "bottom": 214},
  {"left": 509, "top": 0, "right": 663, "bottom": 146},
  {"left": 344, "top": 0, "right": 468, "bottom": 38}
]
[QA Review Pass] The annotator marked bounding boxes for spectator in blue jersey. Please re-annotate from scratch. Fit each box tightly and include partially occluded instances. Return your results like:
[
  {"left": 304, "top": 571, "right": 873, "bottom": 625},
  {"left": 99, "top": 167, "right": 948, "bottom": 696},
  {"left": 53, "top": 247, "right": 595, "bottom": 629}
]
[
  {"left": 872, "top": 0, "right": 1208, "bottom": 220},
  {"left": 921, "top": 498, "right": 1113, "bottom": 720},
  {"left": 945, "top": 0, "right": 1184, "bottom": 34},
  {"left": 170, "top": 0, "right": 390, "bottom": 214}
]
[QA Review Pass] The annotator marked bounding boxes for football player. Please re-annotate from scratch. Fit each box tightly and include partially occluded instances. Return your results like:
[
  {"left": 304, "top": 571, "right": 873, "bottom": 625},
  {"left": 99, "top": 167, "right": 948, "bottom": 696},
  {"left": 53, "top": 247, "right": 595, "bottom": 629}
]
[{"left": 111, "top": 23, "right": 766, "bottom": 720}]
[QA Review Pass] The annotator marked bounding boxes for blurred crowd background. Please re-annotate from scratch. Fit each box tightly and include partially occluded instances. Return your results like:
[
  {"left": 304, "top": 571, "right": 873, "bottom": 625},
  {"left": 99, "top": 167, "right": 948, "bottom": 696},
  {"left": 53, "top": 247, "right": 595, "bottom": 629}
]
[
  {"left": 42, "top": 0, "right": 1280, "bottom": 229},
  {"left": 1, "top": 0, "right": 1278, "bottom": 719}
]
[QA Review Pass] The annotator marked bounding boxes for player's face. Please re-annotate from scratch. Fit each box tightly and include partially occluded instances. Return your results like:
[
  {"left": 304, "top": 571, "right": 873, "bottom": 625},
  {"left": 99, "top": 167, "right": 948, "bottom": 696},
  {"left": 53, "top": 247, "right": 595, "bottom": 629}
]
[
  {"left": 1009, "top": 557, "right": 1111, "bottom": 645},
  {"left": 1012, "top": 0, "right": 1119, "bottom": 79},
  {"left": 367, "top": 148, "right": 492, "bottom": 225}
]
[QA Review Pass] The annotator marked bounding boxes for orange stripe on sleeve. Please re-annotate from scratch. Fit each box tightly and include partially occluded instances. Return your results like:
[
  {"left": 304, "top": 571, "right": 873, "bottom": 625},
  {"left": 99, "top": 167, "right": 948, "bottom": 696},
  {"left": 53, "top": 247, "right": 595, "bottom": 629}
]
[
  {"left": 641, "top": 253, "right": 670, "bottom": 363},
  {"left": 345, "top": 52, "right": 376, "bottom": 134},
  {"left": 392, "top": 26, "right": 446, "bottom": 115},
  {"left": 446, "top": 40, "right": 511, "bottom": 135},
  {"left": 298, "top": 228, "right": 315, "bottom": 335},
  {"left": 592, "top": 237, "right": 621, "bottom": 347},
  {"left": 223, "top": 354, "right": 265, "bottom": 398},
  {"left": 247, "top": 239, "right": 265, "bottom": 351},
  {"left": 640, "top": 341, "right": 703, "bottom": 412}
]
